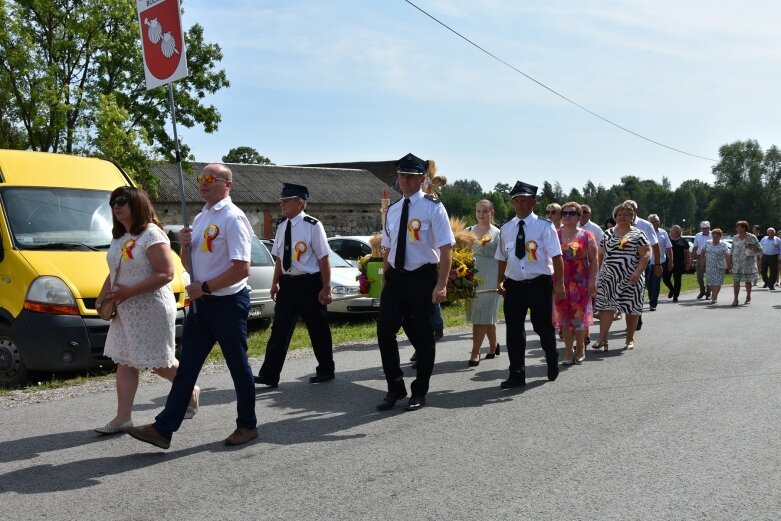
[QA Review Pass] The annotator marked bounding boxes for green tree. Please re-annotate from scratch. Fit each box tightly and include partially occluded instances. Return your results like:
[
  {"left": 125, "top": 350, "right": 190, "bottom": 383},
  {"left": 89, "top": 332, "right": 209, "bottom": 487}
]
[
  {"left": 708, "top": 140, "right": 780, "bottom": 229},
  {"left": 0, "top": 0, "right": 229, "bottom": 192},
  {"left": 450, "top": 179, "right": 483, "bottom": 196},
  {"left": 222, "top": 146, "right": 274, "bottom": 165},
  {"left": 493, "top": 182, "right": 511, "bottom": 195}
]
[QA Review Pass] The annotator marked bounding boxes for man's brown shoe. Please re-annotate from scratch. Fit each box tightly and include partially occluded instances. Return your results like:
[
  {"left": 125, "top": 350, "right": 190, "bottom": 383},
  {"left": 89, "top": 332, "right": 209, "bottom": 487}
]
[
  {"left": 225, "top": 427, "right": 258, "bottom": 446},
  {"left": 126, "top": 424, "right": 171, "bottom": 449}
]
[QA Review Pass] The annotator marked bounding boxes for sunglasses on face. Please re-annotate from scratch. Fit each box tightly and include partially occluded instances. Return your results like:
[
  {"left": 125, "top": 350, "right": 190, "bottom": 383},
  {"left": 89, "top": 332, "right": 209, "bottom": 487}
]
[
  {"left": 561, "top": 210, "right": 579, "bottom": 217},
  {"left": 109, "top": 197, "right": 129, "bottom": 208},
  {"left": 546, "top": 210, "right": 559, "bottom": 215},
  {"left": 197, "top": 174, "right": 229, "bottom": 184}
]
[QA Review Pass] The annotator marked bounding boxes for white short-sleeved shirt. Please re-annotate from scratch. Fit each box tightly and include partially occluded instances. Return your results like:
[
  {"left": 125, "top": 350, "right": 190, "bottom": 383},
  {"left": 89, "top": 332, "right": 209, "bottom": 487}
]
[
  {"left": 693, "top": 231, "right": 712, "bottom": 253},
  {"left": 495, "top": 212, "right": 562, "bottom": 281},
  {"left": 581, "top": 220, "right": 604, "bottom": 246},
  {"left": 272, "top": 210, "right": 330, "bottom": 275},
  {"left": 653, "top": 228, "right": 673, "bottom": 264},
  {"left": 382, "top": 190, "right": 455, "bottom": 270},
  {"left": 190, "top": 196, "right": 252, "bottom": 296},
  {"left": 760, "top": 235, "right": 781, "bottom": 255},
  {"left": 633, "top": 217, "right": 659, "bottom": 247}
]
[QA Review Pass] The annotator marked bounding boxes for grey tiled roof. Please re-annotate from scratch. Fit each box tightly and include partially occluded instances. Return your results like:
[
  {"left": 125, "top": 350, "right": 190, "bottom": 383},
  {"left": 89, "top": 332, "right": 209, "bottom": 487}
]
[{"left": 152, "top": 162, "right": 399, "bottom": 204}]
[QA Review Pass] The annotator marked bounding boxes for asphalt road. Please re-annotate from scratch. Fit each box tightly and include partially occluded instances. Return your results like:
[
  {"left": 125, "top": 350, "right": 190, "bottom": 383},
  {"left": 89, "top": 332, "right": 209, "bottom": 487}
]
[{"left": 1, "top": 289, "right": 780, "bottom": 520}]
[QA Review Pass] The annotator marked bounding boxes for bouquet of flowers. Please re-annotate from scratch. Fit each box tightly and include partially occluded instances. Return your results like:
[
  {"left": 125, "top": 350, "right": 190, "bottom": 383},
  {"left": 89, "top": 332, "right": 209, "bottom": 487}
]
[
  {"left": 448, "top": 248, "right": 479, "bottom": 303},
  {"left": 356, "top": 233, "right": 384, "bottom": 294},
  {"left": 447, "top": 217, "right": 480, "bottom": 303}
]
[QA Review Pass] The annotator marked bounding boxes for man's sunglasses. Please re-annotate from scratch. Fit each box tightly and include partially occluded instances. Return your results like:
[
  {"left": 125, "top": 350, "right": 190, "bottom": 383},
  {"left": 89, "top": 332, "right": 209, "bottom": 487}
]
[
  {"left": 109, "top": 197, "right": 129, "bottom": 208},
  {"left": 197, "top": 174, "right": 229, "bottom": 184}
]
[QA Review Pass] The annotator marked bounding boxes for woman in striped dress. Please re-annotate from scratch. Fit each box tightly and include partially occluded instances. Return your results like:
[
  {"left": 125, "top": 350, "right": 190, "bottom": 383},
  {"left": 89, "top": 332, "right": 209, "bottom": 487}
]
[{"left": 592, "top": 202, "right": 650, "bottom": 351}]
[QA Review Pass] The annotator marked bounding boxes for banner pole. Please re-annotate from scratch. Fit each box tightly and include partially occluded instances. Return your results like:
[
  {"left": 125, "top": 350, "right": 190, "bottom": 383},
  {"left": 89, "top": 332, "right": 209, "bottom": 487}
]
[{"left": 168, "top": 82, "right": 197, "bottom": 315}]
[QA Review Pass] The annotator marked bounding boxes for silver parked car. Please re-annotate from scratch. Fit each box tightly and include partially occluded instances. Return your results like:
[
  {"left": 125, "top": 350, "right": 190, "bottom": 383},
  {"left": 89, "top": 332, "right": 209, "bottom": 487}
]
[{"left": 165, "top": 225, "right": 276, "bottom": 322}]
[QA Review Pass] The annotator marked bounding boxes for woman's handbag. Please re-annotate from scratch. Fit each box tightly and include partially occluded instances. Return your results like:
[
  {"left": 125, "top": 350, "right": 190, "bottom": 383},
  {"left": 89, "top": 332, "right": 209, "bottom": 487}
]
[
  {"left": 98, "top": 260, "right": 120, "bottom": 320},
  {"left": 97, "top": 299, "right": 116, "bottom": 321}
]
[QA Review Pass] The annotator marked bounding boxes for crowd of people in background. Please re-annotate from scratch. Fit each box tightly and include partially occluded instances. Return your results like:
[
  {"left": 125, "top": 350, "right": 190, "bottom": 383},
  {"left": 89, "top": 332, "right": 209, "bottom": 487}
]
[{"left": 95, "top": 155, "right": 781, "bottom": 450}]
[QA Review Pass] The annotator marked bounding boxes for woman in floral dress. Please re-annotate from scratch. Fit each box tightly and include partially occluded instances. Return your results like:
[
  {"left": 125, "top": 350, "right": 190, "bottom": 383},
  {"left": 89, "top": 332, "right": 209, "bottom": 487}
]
[
  {"left": 553, "top": 202, "right": 597, "bottom": 364},
  {"left": 730, "top": 220, "right": 762, "bottom": 306},
  {"left": 700, "top": 228, "right": 731, "bottom": 305}
]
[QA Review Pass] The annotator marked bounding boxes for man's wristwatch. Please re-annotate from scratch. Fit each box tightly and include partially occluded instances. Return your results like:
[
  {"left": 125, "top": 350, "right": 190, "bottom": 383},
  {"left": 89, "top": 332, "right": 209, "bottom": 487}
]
[{"left": 201, "top": 281, "right": 212, "bottom": 294}]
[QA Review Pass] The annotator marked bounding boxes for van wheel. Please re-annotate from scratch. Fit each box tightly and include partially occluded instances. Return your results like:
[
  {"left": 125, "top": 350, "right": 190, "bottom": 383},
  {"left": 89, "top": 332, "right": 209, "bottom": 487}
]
[{"left": 0, "top": 324, "right": 28, "bottom": 387}]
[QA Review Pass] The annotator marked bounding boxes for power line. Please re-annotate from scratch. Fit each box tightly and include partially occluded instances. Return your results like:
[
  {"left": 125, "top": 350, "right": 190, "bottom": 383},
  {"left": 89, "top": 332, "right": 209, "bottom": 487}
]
[{"left": 402, "top": 0, "right": 717, "bottom": 162}]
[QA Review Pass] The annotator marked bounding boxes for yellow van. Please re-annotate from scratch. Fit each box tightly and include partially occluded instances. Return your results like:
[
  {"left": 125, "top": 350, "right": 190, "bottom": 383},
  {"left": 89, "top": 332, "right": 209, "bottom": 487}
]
[{"left": 0, "top": 150, "right": 188, "bottom": 386}]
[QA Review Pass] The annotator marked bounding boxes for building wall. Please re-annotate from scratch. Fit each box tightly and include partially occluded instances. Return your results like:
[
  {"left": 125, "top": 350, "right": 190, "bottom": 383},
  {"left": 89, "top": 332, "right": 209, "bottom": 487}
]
[{"left": 155, "top": 202, "right": 386, "bottom": 238}]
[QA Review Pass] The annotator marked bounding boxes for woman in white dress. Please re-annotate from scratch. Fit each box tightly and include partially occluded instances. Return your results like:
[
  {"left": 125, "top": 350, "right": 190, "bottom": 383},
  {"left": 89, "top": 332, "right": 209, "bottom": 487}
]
[{"left": 94, "top": 187, "right": 198, "bottom": 434}]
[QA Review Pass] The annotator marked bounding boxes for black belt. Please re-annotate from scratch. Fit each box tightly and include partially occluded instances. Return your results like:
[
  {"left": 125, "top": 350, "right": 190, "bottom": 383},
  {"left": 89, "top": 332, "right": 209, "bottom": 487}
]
[
  {"left": 393, "top": 264, "right": 437, "bottom": 275},
  {"left": 505, "top": 274, "right": 551, "bottom": 286},
  {"left": 282, "top": 272, "right": 321, "bottom": 280}
]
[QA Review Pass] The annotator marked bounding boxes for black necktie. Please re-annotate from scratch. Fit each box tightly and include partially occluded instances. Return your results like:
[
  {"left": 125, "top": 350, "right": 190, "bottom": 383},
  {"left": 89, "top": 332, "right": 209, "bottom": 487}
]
[
  {"left": 283, "top": 220, "right": 292, "bottom": 271},
  {"left": 515, "top": 220, "right": 526, "bottom": 259},
  {"left": 395, "top": 199, "right": 410, "bottom": 269}
]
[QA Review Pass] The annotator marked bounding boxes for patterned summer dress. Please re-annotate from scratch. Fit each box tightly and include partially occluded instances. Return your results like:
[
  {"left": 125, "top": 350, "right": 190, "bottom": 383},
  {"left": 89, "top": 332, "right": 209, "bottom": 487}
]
[
  {"left": 731, "top": 234, "right": 760, "bottom": 283},
  {"left": 702, "top": 241, "right": 729, "bottom": 286},
  {"left": 103, "top": 225, "right": 177, "bottom": 369},
  {"left": 554, "top": 228, "right": 594, "bottom": 331},
  {"left": 595, "top": 227, "right": 649, "bottom": 315},
  {"left": 465, "top": 225, "right": 501, "bottom": 325}
]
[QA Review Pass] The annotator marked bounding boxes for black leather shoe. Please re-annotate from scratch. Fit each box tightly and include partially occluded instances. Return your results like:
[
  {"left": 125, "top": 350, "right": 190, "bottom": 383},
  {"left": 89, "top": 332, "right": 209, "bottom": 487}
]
[
  {"left": 500, "top": 376, "right": 526, "bottom": 389},
  {"left": 376, "top": 390, "right": 408, "bottom": 411},
  {"left": 309, "top": 374, "right": 335, "bottom": 383},
  {"left": 254, "top": 374, "right": 279, "bottom": 388},
  {"left": 547, "top": 364, "right": 560, "bottom": 381},
  {"left": 434, "top": 328, "right": 443, "bottom": 340},
  {"left": 468, "top": 359, "right": 480, "bottom": 367},
  {"left": 405, "top": 395, "right": 426, "bottom": 411}
]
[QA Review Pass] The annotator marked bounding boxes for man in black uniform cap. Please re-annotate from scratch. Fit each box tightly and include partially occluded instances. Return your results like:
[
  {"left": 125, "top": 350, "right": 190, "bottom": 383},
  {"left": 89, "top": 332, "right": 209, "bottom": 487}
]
[{"left": 375, "top": 153, "right": 455, "bottom": 411}]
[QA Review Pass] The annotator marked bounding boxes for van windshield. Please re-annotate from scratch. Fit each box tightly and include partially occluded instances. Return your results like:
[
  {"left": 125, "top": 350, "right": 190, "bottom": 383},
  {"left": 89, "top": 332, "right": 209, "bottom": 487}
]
[{"left": 2, "top": 187, "right": 113, "bottom": 250}]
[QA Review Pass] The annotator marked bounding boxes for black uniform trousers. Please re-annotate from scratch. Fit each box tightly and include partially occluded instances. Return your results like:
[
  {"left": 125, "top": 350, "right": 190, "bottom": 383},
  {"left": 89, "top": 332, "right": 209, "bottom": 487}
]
[
  {"left": 503, "top": 275, "right": 558, "bottom": 381},
  {"left": 259, "top": 273, "right": 334, "bottom": 383},
  {"left": 377, "top": 265, "right": 437, "bottom": 397},
  {"left": 761, "top": 254, "right": 779, "bottom": 289}
]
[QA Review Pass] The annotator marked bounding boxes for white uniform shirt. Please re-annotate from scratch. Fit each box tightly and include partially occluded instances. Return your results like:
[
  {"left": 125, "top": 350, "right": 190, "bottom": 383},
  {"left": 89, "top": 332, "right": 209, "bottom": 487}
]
[
  {"left": 693, "top": 231, "right": 712, "bottom": 255},
  {"left": 581, "top": 220, "right": 604, "bottom": 246},
  {"left": 760, "top": 235, "right": 781, "bottom": 255},
  {"left": 653, "top": 228, "right": 673, "bottom": 264},
  {"left": 190, "top": 196, "right": 252, "bottom": 296},
  {"left": 495, "top": 212, "right": 562, "bottom": 281},
  {"left": 272, "top": 210, "right": 330, "bottom": 275},
  {"left": 382, "top": 190, "right": 454, "bottom": 270}
]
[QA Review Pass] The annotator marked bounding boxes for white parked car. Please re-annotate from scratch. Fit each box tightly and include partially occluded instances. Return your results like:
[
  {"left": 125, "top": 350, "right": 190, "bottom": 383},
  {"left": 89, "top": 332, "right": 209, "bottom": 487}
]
[
  {"left": 327, "top": 235, "right": 374, "bottom": 268},
  {"left": 328, "top": 250, "right": 379, "bottom": 314}
]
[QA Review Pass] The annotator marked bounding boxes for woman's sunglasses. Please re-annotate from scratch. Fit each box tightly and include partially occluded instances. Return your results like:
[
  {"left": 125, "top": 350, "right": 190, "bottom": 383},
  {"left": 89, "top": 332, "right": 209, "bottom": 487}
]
[
  {"left": 109, "top": 197, "right": 129, "bottom": 208},
  {"left": 561, "top": 210, "right": 579, "bottom": 217},
  {"left": 197, "top": 174, "right": 229, "bottom": 184}
]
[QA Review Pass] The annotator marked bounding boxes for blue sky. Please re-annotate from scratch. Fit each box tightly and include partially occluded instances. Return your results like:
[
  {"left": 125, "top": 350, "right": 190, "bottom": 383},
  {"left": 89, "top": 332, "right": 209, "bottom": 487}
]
[{"left": 176, "top": 0, "right": 781, "bottom": 195}]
